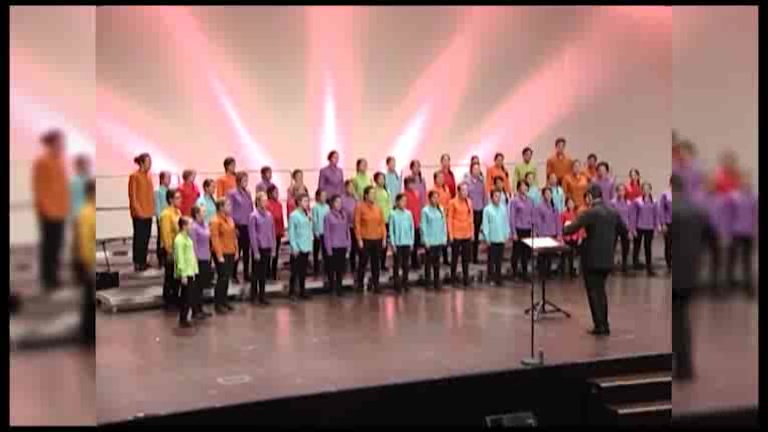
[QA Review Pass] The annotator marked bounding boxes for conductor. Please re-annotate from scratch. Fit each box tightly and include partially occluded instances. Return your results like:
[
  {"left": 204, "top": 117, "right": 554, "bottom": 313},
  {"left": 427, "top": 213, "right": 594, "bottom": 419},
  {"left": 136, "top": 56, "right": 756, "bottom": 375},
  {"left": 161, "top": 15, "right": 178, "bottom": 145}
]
[{"left": 563, "top": 184, "right": 627, "bottom": 336}]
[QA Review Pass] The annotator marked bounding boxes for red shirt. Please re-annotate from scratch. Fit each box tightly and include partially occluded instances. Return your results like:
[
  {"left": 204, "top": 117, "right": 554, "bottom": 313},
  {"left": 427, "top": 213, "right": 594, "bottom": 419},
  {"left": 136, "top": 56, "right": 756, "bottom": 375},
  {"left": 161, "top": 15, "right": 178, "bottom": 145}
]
[
  {"left": 404, "top": 189, "right": 422, "bottom": 228},
  {"left": 442, "top": 168, "right": 457, "bottom": 198},
  {"left": 178, "top": 181, "right": 200, "bottom": 216},
  {"left": 713, "top": 168, "right": 740, "bottom": 194},
  {"left": 266, "top": 198, "right": 285, "bottom": 238},
  {"left": 625, "top": 180, "right": 642, "bottom": 202},
  {"left": 561, "top": 210, "right": 585, "bottom": 242}
]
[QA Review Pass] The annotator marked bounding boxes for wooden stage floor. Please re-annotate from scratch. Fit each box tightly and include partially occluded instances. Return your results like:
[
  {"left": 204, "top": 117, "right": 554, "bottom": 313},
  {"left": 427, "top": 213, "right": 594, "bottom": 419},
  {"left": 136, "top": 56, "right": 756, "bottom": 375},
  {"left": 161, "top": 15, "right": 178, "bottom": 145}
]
[{"left": 96, "top": 272, "right": 672, "bottom": 424}]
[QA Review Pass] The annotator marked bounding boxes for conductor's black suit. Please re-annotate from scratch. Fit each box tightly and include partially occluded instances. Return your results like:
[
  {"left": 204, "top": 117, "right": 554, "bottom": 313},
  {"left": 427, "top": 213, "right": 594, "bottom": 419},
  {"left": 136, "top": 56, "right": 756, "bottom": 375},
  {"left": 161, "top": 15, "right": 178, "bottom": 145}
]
[{"left": 563, "top": 193, "right": 627, "bottom": 335}]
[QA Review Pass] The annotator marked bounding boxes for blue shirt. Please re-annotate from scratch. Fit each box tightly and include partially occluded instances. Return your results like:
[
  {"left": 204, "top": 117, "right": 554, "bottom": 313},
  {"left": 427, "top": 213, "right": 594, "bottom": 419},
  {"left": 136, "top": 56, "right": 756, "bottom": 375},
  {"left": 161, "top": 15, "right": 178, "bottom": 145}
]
[
  {"left": 420, "top": 205, "right": 447, "bottom": 247},
  {"left": 481, "top": 203, "right": 510, "bottom": 244},
  {"left": 388, "top": 208, "right": 415, "bottom": 247},
  {"left": 311, "top": 203, "right": 330, "bottom": 237},
  {"left": 527, "top": 186, "right": 542, "bottom": 206},
  {"left": 155, "top": 185, "right": 168, "bottom": 219},
  {"left": 288, "top": 209, "right": 313, "bottom": 253},
  {"left": 385, "top": 170, "right": 402, "bottom": 206},
  {"left": 550, "top": 185, "right": 565, "bottom": 213},
  {"left": 69, "top": 174, "right": 88, "bottom": 220},
  {"left": 196, "top": 194, "right": 216, "bottom": 224}
]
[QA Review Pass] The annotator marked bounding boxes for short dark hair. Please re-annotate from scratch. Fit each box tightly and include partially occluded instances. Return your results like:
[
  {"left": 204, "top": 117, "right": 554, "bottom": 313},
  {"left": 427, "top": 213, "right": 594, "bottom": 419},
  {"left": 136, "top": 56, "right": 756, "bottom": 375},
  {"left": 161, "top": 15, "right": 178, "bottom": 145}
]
[
  {"left": 433, "top": 171, "right": 443, "bottom": 181},
  {"left": 223, "top": 157, "right": 236, "bottom": 170},
  {"left": 159, "top": 171, "right": 171, "bottom": 183},
  {"left": 490, "top": 189, "right": 501, "bottom": 199},
  {"left": 404, "top": 176, "right": 415, "bottom": 187},
  {"left": 373, "top": 172, "right": 385, "bottom": 183},
  {"left": 166, "top": 188, "right": 178, "bottom": 205},
  {"left": 202, "top": 178, "right": 214, "bottom": 189},
  {"left": 522, "top": 147, "right": 533, "bottom": 157},
  {"left": 315, "top": 189, "right": 325, "bottom": 201},
  {"left": 363, "top": 186, "right": 375, "bottom": 200},
  {"left": 215, "top": 198, "right": 227, "bottom": 212},
  {"left": 292, "top": 169, "right": 303, "bottom": 180},
  {"left": 587, "top": 153, "right": 597, "bottom": 161},
  {"left": 134, "top": 152, "right": 150, "bottom": 166},
  {"left": 235, "top": 171, "right": 248, "bottom": 183},
  {"left": 555, "top": 137, "right": 566, "bottom": 147},
  {"left": 597, "top": 161, "right": 610, "bottom": 172},
  {"left": 261, "top": 166, "right": 271, "bottom": 176},
  {"left": 516, "top": 180, "right": 526, "bottom": 191},
  {"left": 356, "top": 158, "right": 367, "bottom": 171},
  {"left": 386, "top": 156, "right": 395, "bottom": 165},
  {"left": 41, "top": 129, "right": 63, "bottom": 147},
  {"left": 178, "top": 216, "right": 189, "bottom": 231},
  {"left": 266, "top": 184, "right": 278, "bottom": 198},
  {"left": 182, "top": 169, "right": 195, "bottom": 181},
  {"left": 395, "top": 193, "right": 407, "bottom": 204},
  {"left": 344, "top": 179, "right": 354, "bottom": 189},
  {"left": 328, "top": 194, "right": 342, "bottom": 206},
  {"left": 494, "top": 152, "right": 504, "bottom": 162},
  {"left": 588, "top": 184, "right": 602, "bottom": 199},
  {"left": 327, "top": 150, "right": 338, "bottom": 161},
  {"left": 428, "top": 190, "right": 439, "bottom": 201},
  {"left": 190, "top": 205, "right": 202, "bottom": 220}
]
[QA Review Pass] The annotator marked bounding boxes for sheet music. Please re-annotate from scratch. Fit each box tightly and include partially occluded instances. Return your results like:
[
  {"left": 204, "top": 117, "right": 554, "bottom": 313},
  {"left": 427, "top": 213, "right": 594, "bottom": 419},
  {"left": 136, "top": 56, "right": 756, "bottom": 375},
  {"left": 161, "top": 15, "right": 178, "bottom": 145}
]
[{"left": 521, "top": 237, "right": 562, "bottom": 249}]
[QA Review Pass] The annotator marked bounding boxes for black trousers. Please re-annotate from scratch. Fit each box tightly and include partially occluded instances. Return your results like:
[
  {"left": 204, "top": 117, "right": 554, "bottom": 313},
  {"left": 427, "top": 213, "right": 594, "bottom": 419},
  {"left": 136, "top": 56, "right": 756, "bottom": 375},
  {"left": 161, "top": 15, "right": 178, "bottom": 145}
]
[
  {"left": 290, "top": 252, "right": 309, "bottom": 296},
  {"left": 703, "top": 229, "right": 721, "bottom": 288},
  {"left": 727, "top": 236, "right": 754, "bottom": 288},
  {"left": 313, "top": 236, "right": 329, "bottom": 277},
  {"left": 357, "top": 239, "right": 383, "bottom": 290},
  {"left": 487, "top": 243, "right": 505, "bottom": 284},
  {"left": 512, "top": 228, "right": 532, "bottom": 277},
  {"left": 215, "top": 254, "right": 235, "bottom": 307},
  {"left": 472, "top": 210, "right": 483, "bottom": 263},
  {"left": 195, "top": 260, "right": 211, "bottom": 313},
  {"left": 328, "top": 247, "right": 348, "bottom": 294},
  {"left": 252, "top": 248, "right": 272, "bottom": 302},
  {"left": 583, "top": 269, "right": 610, "bottom": 331},
  {"left": 132, "top": 217, "right": 152, "bottom": 268},
  {"left": 39, "top": 216, "right": 65, "bottom": 290},
  {"left": 633, "top": 229, "right": 654, "bottom": 273},
  {"left": 393, "top": 246, "right": 412, "bottom": 291},
  {"left": 561, "top": 239, "right": 579, "bottom": 277},
  {"left": 178, "top": 275, "right": 197, "bottom": 324},
  {"left": 450, "top": 238, "right": 472, "bottom": 284},
  {"left": 162, "top": 254, "right": 179, "bottom": 306},
  {"left": 156, "top": 218, "right": 165, "bottom": 267},
  {"left": 672, "top": 290, "right": 693, "bottom": 379},
  {"left": 442, "top": 244, "right": 449, "bottom": 266},
  {"left": 270, "top": 236, "right": 282, "bottom": 280},
  {"left": 411, "top": 230, "right": 423, "bottom": 271},
  {"left": 614, "top": 231, "right": 630, "bottom": 270},
  {"left": 73, "top": 260, "right": 94, "bottom": 345},
  {"left": 536, "top": 252, "right": 557, "bottom": 280},
  {"left": 381, "top": 226, "right": 389, "bottom": 270},
  {"left": 235, "top": 225, "right": 251, "bottom": 281},
  {"left": 663, "top": 224, "right": 672, "bottom": 270},
  {"left": 425, "top": 245, "right": 443, "bottom": 290},
  {"left": 348, "top": 228, "right": 359, "bottom": 272}
]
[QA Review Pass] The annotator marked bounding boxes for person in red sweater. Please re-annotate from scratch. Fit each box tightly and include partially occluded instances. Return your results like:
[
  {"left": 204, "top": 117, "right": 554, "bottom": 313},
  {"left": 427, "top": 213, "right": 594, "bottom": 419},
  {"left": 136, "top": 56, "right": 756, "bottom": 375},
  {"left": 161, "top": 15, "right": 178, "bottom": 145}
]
[
  {"left": 625, "top": 168, "right": 643, "bottom": 201},
  {"left": 178, "top": 169, "right": 200, "bottom": 216},
  {"left": 712, "top": 150, "right": 741, "bottom": 194},
  {"left": 404, "top": 176, "right": 424, "bottom": 271},
  {"left": 266, "top": 184, "right": 285, "bottom": 280},
  {"left": 439, "top": 153, "right": 457, "bottom": 198},
  {"left": 560, "top": 197, "right": 584, "bottom": 278}
]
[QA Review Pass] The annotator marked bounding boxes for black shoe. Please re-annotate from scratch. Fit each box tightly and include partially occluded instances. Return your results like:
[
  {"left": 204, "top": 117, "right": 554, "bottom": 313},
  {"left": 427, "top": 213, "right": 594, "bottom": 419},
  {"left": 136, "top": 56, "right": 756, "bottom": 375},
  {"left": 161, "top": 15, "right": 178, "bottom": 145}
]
[
  {"left": 224, "top": 303, "right": 235, "bottom": 311},
  {"left": 179, "top": 320, "right": 193, "bottom": 328},
  {"left": 299, "top": 293, "right": 311, "bottom": 300},
  {"left": 259, "top": 298, "right": 270, "bottom": 306},
  {"left": 289, "top": 294, "right": 299, "bottom": 303},
  {"left": 192, "top": 312, "right": 208, "bottom": 321},
  {"left": 215, "top": 305, "right": 228, "bottom": 314},
  {"left": 588, "top": 328, "right": 610, "bottom": 336},
  {"left": 232, "top": 276, "right": 240, "bottom": 284},
  {"left": 647, "top": 270, "right": 658, "bottom": 277}
]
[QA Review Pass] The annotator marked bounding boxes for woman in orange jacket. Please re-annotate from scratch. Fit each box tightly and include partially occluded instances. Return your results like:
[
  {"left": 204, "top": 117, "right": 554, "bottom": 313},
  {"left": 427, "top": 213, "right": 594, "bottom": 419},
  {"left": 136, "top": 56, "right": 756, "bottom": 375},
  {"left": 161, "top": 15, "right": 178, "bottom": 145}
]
[
  {"left": 446, "top": 182, "right": 474, "bottom": 287},
  {"left": 210, "top": 199, "right": 239, "bottom": 313},
  {"left": 128, "top": 152, "right": 155, "bottom": 272}
]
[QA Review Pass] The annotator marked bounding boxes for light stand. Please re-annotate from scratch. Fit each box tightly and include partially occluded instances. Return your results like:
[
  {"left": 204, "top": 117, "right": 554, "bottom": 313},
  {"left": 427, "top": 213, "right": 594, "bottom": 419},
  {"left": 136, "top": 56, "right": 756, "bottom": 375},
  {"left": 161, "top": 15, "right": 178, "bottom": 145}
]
[{"left": 521, "top": 226, "right": 543, "bottom": 367}]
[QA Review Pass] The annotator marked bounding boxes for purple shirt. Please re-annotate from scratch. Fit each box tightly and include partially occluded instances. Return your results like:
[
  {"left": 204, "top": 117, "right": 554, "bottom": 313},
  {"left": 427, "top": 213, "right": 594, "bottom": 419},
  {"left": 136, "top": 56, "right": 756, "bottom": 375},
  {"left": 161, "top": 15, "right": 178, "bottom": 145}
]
[
  {"left": 672, "top": 162, "right": 705, "bottom": 199},
  {"left": 255, "top": 179, "right": 274, "bottom": 194},
  {"left": 534, "top": 202, "right": 562, "bottom": 237},
  {"left": 318, "top": 165, "right": 345, "bottom": 197},
  {"left": 726, "top": 190, "right": 757, "bottom": 238},
  {"left": 227, "top": 188, "right": 254, "bottom": 226},
  {"left": 466, "top": 175, "right": 487, "bottom": 211},
  {"left": 323, "top": 209, "right": 351, "bottom": 253},
  {"left": 248, "top": 208, "right": 276, "bottom": 256},
  {"left": 509, "top": 195, "right": 534, "bottom": 232},
  {"left": 630, "top": 197, "right": 659, "bottom": 231},
  {"left": 189, "top": 220, "right": 211, "bottom": 261},
  {"left": 592, "top": 177, "right": 615, "bottom": 202},
  {"left": 610, "top": 198, "right": 631, "bottom": 227},
  {"left": 659, "top": 191, "right": 672, "bottom": 225},
  {"left": 341, "top": 194, "right": 357, "bottom": 228}
]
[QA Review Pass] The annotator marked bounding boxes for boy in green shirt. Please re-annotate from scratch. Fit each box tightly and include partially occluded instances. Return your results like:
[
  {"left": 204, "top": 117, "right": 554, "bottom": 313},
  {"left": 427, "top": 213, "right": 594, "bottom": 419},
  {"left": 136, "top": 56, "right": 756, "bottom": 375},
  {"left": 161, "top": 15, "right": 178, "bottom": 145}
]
[
  {"left": 174, "top": 217, "right": 199, "bottom": 328},
  {"left": 514, "top": 147, "right": 537, "bottom": 189}
]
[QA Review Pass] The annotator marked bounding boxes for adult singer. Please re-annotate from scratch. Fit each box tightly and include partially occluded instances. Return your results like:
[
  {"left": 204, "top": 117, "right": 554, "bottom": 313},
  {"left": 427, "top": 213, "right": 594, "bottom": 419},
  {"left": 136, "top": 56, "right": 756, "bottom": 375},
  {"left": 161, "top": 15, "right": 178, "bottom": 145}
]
[{"left": 562, "top": 184, "right": 627, "bottom": 336}]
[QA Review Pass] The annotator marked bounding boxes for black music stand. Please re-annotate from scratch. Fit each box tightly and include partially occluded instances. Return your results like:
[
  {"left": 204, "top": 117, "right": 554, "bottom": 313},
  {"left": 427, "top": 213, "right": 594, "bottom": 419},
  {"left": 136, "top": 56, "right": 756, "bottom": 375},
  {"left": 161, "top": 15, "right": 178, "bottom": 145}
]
[{"left": 523, "top": 238, "right": 572, "bottom": 321}]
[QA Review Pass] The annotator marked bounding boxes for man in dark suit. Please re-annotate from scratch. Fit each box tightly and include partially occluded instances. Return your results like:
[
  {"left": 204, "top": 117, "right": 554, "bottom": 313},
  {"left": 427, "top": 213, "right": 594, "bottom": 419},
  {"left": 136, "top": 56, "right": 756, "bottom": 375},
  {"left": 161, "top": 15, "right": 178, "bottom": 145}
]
[
  {"left": 670, "top": 174, "right": 708, "bottom": 380},
  {"left": 563, "top": 184, "right": 627, "bottom": 336}
]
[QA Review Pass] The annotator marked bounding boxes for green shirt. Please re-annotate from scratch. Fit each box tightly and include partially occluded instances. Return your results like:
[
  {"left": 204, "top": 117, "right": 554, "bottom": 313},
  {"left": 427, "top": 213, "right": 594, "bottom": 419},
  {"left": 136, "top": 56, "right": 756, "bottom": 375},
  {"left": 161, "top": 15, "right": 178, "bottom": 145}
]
[
  {"left": 351, "top": 173, "right": 372, "bottom": 200},
  {"left": 173, "top": 232, "right": 199, "bottom": 278},
  {"left": 373, "top": 186, "right": 391, "bottom": 222},
  {"left": 514, "top": 162, "right": 537, "bottom": 189}
]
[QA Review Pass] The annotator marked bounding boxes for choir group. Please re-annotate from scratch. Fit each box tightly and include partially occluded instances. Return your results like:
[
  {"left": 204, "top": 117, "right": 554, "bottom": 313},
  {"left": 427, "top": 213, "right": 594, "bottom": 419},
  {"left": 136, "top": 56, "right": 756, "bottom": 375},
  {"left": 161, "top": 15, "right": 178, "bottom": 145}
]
[{"left": 121, "top": 137, "right": 756, "bottom": 328}]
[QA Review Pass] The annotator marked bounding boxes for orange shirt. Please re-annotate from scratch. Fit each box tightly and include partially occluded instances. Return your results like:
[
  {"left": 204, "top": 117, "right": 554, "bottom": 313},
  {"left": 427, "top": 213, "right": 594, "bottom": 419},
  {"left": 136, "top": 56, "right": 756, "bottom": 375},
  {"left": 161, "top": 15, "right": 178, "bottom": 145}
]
[
  {"left": 210, "top": 213, "right": 238, "bottom": 256},
  {"left": 546, "top": 153, "right": 572, "bottom": 183},
  {"left": 215, "top": 173, "right": 237, "bottom": 199},
  {"left": 354, "top": 201, "right": 386, "bottom": 240},
  {"left": 33, "top": 153, "right": 70, "bottom": 220},
  {"left": 432, "top": 185, "right": 451, "bottom": 210},
  {"left": 562, "top": 173, "right": 590, "bottom": 208},
  {"left": 128, "top": 170, "right": 155, "bottom": 219},
  {"left": 446, "top": 197, "right": 474, "bottom": 240},
  {"left": 485, "top": 165, "right": 511, "bottom": 194},
  {"left": 582, "top": 166, "right": 597, "bottom": 181}
]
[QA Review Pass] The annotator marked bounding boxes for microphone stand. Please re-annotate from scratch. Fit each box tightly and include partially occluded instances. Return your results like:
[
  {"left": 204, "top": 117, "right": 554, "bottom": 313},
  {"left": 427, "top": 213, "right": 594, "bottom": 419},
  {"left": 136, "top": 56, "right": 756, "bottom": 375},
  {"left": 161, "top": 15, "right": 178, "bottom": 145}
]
[{"left": 522, "top": 223, "right": 543, "bottom": 367}]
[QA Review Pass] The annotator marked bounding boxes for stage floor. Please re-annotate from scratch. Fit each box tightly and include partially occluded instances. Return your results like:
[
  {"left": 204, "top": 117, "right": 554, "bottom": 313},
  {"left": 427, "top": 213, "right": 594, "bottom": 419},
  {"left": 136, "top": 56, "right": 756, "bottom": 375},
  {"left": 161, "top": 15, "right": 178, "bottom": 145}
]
[{"left": 96, "top": 273, "right": 672, "bottom": 424}]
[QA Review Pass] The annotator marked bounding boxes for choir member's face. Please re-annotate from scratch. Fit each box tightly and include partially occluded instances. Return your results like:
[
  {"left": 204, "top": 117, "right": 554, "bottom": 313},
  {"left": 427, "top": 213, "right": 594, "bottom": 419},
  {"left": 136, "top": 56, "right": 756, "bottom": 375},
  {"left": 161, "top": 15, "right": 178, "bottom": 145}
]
[
  {"left": 387, "top": 158, "right": 396, "bottom": 170},
  {"left": 435, "top": 173, "right": 444, "bottom": 186},
  {"left": 239, "top": 176, "right": 248, "bottom": 188},
  {"left": 196, "top": 207, "right": 206, "bottom": 223},
  {"left": 548, "top": 174, "right": 558, "bottom": 186},
  {"left": 587, "top": 157, "right": 597, "bottom": 168},
  {"left": 459, "top": 184, "right": 468, "bottom": 198},
  {"left": 330, "top": 153, "right": 339, "bottom": 166},
  {"left": 172, "top": 192, "right": 182, "bottom": 208},
  {"left": 429, "top": 193, "right": 439, "bottom": 206},
  {"left": 143, "top": 157, "right": 153, "bottom": 172},
  {"left": 294, "top": 172, "right": 303, "bottom": 184},
  {"left": 269, "top": 189, "right": 279, "bottom": 201},
  {"left": 332, "top": 197, "right": 342, "bottom": 211},
  {"left": 525, "top": 173, "right": 534, "bottom": 186},
  {"left": 318, "top": 191, "right": 327, "bottom": 204},
  {"left": 491, "top": 191, "right": 501, "bottom": 205},
  {"left": 630, "top": 170, "right": 639, "bottom": 181},
  {"left": 556, "top": 141, "right": 565, "bottom": 154},
  {"left": 441, "top": 155, "right": 450, "bottom": 168},
  {"left": 358, "top": 161, "right": 368, "bottom": 173},
  {"left": 300, "top": 196, "right": 310, "bottom": 211},
  {"left": 263, "top": 169, "right": 272, "bottom": 181},
  {"left": 494, "top": 180, "right": 504, "bottom": 191},
  {"left": 523, "top": 150, "right": 532, "bottom": 163},
  {"left": 471, "top": 164, "right": 481, "bottom": 177},
  {"left": 226, "top": 162, "right": 236, "bottom": 174},
  {"left": 411, "top": 161, "right": 421, "bottom": 173},
  {"left": 471, "top": 156, "right": 480, "bottom": 166},
  {"left": 187, "top": 172, "right": 196, "bottom": 183},
  {"left": 365, "top": 189, "right": 375, "bottom": 203},
  {"left": 162, "top": 175, "right": 171, "bottom": 187},
  {"left": 346, "top": 182, "right": 355, "bottom": 195},
  {"left": 519, "top": 184, "right": 528, "bottom": 195},
  {"left": 566, "top": 200, "right": 575, "bottom": 211},
  {"left": 543, "top": 189, "right": 552, "bottom": 201},
  {"left": 572, "top": 161, "right": 582, "bottom": 174},
  {"left": 597, "top": 166, "right": 607, "bottom": 178},
  {"left": 643, "top": 184, "right": 652, "bottom": 195},
  {"left": 375, "top": 175, "right": 385, "bottom": 187},
  {"left": 494, "top": 155, "right": 504, "bottom": 167},
  {"left": 617, "top": 185, "right": 626, "bottom": 198},
  {"left": 397, "top": 196, "right": 407, "bottom": 209}
]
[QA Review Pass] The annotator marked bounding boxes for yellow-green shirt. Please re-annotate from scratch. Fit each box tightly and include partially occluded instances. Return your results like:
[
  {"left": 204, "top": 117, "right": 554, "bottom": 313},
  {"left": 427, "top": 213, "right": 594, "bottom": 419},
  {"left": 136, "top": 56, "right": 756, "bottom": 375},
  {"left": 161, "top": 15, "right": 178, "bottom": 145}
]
[
  {"left": 373, "top": 186, "right": 391, "bottom": 222},
  {"left": 351, "top": 173, "right": 372, "bottom": 200}
]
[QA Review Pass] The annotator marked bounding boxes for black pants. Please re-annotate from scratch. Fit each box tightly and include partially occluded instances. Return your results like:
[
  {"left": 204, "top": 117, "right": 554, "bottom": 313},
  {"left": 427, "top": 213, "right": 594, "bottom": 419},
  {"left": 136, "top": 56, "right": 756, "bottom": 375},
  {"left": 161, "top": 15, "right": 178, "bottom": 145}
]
[
  {"left": 512, "top": 228, "right": 532, "bottom": 278},
  {"left": 132, "top": 217, "right": 152, "bottom": 268},
  {"left": 290, "top": 252, "right": 309, "bottom": 296},
  {"left": 703, "top": 229, "right": 721, "bottom": 288},
  {"left": 393, "top": 246, "right": 412, "bottom": 291},
  {"left": 349, "top": 228, "right": 359, "bottom": 272},
  {"left": 196, "top": 260, "right": 211, "bottom": 313},
  {"left": 357, "top": 239, "right": 383, "bottom": 290},
  {"left": 252, "top": 249, "right": 272, "bottom": 302},
  {"left": 328, "top": 247, "right": 348, "bottom": 294},
  {"left": 178, "top": 275, "right": 196, "bottom": 324},
  {"left": 381, "top": 226, "right": 389, "bottom": 270},
  {"left": 425, "top": 245, "right": 443, "bottom": 290},
  {"left": 270, "top": 236, "right": 282, "bottom": 280},
  {"left": 727, "top": 236, "right": 754, "bottom": 289},
  {"left": 235, "top": 225, "right": 251, "bottom": 281},
  {"left": 663, "top": 224, "right": 671, "bottom": 270},
  {"left": 633, "top": 229, "right": 654, "bottom": 273},
  {"left": 156, "top": 218, "right": 165, "bottom": 268},
  {"left": 162, "top": 254, "right": 179, "bottom": 307},
  {"left": 561, "top": 240, "right": 579, "bottom": 277},
  {"left": 442, "top": 244, "right": 449, "bottom": 266},
  {"left": 614, "top": 231, "right": 630, "bottom": 271},
  {"left": 487, "top": 243, "right": 505, "bottom": 284},
  {"left": 472, "top": 210, "right": 483, "bottom": 263},
  {"left": 313, "top": 236, "right": 329, "bottom": 277},
  {"left": 215, "top": 254, "right": 235, "bottom": 307},
  {"left": 73, "top": 260, "right": 94, "bottom": 345},
  {"left": 39, "top": 217, "right": 65, "bottom": 290},
  {"left": 672, "top": 290, "right": 693, "bottom": 379},
  {"left": 583, "top": 269, "right": 609, "bottom": 331},
  {"left": 450, "top": 238, "right": 472, "bottom": 285},
  {"left": 536, "top": 252, "right": 557, "bottom": 280},
  {"left": 411, "top": 230, "right": 422, "bottom": 271}
]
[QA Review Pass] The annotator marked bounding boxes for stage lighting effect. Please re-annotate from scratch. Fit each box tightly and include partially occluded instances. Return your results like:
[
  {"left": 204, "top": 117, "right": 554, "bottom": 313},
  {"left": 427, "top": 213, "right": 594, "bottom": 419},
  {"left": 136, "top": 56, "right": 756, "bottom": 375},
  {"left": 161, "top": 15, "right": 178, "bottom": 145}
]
[
  {"left": 320, "top": 75, "right": 341, "bottom": 166},
  {"left": 389, "top": 105, "right": 431, "bottom": 170},
  {"left": 98, "top": 117, "right": 179, "bottom": 174}
]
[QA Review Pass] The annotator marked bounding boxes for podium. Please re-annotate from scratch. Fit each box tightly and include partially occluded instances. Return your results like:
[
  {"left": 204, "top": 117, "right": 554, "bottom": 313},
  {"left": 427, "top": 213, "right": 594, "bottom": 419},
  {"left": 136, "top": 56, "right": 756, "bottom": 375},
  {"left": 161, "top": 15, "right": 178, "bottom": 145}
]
[{"left": 521, "top": 237, "right": 572, "bottom": 321}]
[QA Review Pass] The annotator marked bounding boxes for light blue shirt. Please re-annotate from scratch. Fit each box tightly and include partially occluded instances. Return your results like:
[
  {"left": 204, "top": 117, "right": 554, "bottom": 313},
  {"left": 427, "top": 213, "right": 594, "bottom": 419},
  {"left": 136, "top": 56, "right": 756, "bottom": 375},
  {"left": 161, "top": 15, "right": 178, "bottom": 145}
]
[
  {"left": 155, "top": 185, "right": 168, "bottom": 219},
  {"left": 69, "top": 174, "right": 88, "bottom": 220},
  {"left": 481, "top": 202, "right": 510, "bottom": 244},
  {"left": 388, "top": 208, "right": 415, "bottom": 247},
  {"left": 420, "top": 205, "right": 447, "bottom": 247},
  {"left": 311, "top": 203, "right": 330, "bottom": 237},
  {"left": 550, "top": 186, "right": 565, "bottom": 213},
  {"left": 385, "top": 170, "right": 402, "bottom": 206},
  {"left": 527, "top": 186, "right": 542, "bottom": 206},
  {"left": 288, "top": 209, "right": 313, "bottom": 253},
  {"left": 196, "top": 194, "right": 216, "bottom": 224}
]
